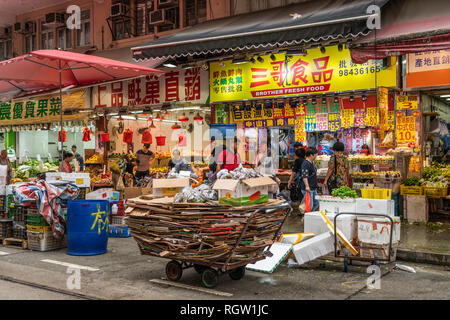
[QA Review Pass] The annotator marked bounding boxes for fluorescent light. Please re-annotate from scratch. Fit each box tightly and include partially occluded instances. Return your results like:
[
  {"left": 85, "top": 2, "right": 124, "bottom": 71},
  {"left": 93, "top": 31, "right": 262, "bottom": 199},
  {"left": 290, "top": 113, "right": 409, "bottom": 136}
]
[
  {"left": 114, "top": 116, "right": 136, "bottom": 120},
  {"left": 108, "top": 112, "right": 118, "bottom": 116},
  {"left": 163, "top": 63, "right": 177, "bottom": 68},
  {"left": 130, "top": 110, "right": 143, "bottom": 114},
  {"left": 440, "top": 95, "right": 450, "bottom": 98},
  {"left": 169, "top": 106, "right": 202, "bottom": 112}
]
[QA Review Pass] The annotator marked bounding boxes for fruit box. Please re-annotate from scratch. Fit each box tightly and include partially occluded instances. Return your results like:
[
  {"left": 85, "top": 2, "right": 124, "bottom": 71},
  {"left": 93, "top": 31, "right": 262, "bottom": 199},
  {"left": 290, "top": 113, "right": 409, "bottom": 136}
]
[
  {"left": 152, "top": 178, "right": 189, "bottom": 197},
  {"left": 212, "top": 176, "right": 277, "bottom": 206}
]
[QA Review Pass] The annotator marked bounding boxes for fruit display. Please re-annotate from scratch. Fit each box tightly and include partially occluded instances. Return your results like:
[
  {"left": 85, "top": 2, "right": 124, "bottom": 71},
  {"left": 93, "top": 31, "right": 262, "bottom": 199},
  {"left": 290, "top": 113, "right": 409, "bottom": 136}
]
[
  {"left": 348, "top": 154, "right": 394, "bottom": 165},
  {"left": 155, "top": 151, "right": 171, "bottom": 159},
  {"left": 352, "top": 171, "right": 400, "bottom": 179},
  {"left": 86, "top": 154, "right": 103, "bottom": 164},
  {"left": 14, "top": 160, "right": 59, "bottom": 179},
  {"left": 149, "top": 167, "right": 168, "bottom": 174},
  {"left": 192, "top": 161, "right": 208, "bottom": 168},
  {"left": 331, "top": 186, "right": 358, "bottom": 199}
]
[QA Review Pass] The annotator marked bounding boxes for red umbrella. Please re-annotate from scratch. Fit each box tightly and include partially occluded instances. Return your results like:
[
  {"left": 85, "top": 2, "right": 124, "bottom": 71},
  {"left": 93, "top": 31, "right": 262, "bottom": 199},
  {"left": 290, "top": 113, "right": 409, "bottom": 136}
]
[{"left": 0, "top": 49, "right": 164, "bottom": 161}]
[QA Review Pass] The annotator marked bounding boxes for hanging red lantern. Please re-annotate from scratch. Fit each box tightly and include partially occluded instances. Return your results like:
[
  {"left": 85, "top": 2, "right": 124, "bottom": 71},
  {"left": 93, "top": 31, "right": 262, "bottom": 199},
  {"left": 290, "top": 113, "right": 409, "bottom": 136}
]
[{"left": 193, "top": 113, "right": 203, "bottom": 121}]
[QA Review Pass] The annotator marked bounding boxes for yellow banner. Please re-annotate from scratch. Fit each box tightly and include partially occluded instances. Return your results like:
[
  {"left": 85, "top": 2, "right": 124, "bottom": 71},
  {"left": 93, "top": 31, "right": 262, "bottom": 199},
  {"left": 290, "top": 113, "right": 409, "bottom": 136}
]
[
  {"left": 396, "top": 116, "right": 416, "bottom": 142},
  {"left": 397, "top": 95, "right": 418, "bottom": 110},
  {"left": 210, "top": 45, "right": 397, "bottom": 102}
]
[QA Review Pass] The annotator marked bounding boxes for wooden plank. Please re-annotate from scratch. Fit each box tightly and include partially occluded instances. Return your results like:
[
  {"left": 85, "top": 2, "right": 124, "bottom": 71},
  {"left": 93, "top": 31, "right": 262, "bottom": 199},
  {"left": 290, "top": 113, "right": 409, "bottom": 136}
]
[
  {"left": 149, "top": 279, "right": 233, "bottom": 297},
  {"left": 2, "top": 238, "right": 28, "bottom": 249}
]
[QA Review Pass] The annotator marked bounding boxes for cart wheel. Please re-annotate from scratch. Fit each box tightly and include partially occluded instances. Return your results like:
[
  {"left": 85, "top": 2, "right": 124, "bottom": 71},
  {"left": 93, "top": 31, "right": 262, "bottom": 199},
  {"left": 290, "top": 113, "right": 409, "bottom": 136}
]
[
  {"left": 166, "top": 260, "right": 183, "bottom": 281},
  {"left": 194, "top": 264, "right": 207, "bottom": 274},
  {"left": 343, "top": 258, "right": 348, "bottom": 273},
  {"left": 201, "top": 268, "right": 219, "bottom": 288},
  {"left": 228, "top": 266, "right": 246, "bottom": 280}
]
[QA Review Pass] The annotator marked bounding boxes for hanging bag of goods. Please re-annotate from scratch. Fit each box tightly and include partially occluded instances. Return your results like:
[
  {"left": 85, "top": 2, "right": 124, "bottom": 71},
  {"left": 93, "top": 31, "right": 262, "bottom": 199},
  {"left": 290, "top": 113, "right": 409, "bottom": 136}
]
[
  {"left": 58, "top": 130, "right": 67, "bottom": 142},
  {"left": 82, "top": 126, "right": 92, "bottom": 142},
  {"left": 123, "top": 129, "right": 134, "bottom": 143},
  {"left": 141, "top": 129, "right": 153, "bottom": 145},
  {"left": 100, "top": 133, "right": 110, "bottom": 142}
]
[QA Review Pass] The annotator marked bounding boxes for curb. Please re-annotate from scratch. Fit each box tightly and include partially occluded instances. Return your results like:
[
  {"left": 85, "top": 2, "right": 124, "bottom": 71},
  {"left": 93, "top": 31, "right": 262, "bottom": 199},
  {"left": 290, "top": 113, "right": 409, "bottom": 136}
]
[{"left": 397, "top": 248, "right": 450, "bottom": 266}]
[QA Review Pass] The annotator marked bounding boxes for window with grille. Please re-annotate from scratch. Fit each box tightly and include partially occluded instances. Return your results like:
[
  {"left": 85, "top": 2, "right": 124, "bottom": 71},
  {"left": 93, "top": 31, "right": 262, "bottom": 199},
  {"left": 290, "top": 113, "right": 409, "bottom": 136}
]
[
  {"left": 231, "top": 0, "right": 307, "bottom": 15},
  {"left": 136, "top": 0, "right": 154, "bottom": 36},
  {"left": 41, "top": 21, "right": 54, "bottom": 49},
  {"left": 57, "top": 27, "right": 72, "bottom": 49},
  {"left": 185, "top": 0, "right": 206, "bottom": 27},
  {"left": 25, "top": 33, "right": 37, "bottom": 53},
  {"left": 76, "top": 9, "right": 91, "bottom": 47}
]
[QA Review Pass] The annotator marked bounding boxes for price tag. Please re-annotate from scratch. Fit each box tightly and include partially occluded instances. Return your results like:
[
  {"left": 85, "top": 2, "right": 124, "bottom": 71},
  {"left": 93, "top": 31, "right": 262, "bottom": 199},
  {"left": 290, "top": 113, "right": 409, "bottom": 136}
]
[
  {"left": 396, "top": 116, "right": 416, "bottom": 142},
  {"left": 76, "top": 178, "right": 84, "bottom": 185}
]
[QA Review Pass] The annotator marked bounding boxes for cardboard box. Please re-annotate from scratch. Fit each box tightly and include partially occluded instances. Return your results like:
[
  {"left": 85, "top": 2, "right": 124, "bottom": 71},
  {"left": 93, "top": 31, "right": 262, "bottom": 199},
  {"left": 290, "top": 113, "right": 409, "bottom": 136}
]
[
  {"left": 293, "top": 232, "right": 335, "bottom": 265},
  {"left": 123, "top": 187, "right": 152, "bottom": 200},
  {"left": 86, "top": 188, "right": 120, "bottom": 202},
  {"left": 152, "top": 178, "right": 189, "bottom": 197},
  {"left": 356, "top": 198, "right": 395, "bottom": 217},
  {"left": 317, "top": 196, "right": 357, "bottom": 213},
  {"left": 212, "top": 176, "right": 277, "bottom": 206},
  {"left": 304, "top": 211, "right": 357, "bottom": 242},
  {"left": 357, "top": 216, "right": 401, "bottom": 245},
  {"left": 404, "top": 195, "right": 428, "bottom": 222}
]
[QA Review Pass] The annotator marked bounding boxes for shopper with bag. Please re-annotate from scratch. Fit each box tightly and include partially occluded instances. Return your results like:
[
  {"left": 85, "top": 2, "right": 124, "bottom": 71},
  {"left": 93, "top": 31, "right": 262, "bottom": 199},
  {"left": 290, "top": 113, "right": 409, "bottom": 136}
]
[
  {"left": 287, "top": 147, "right": 306, "bottom": 202},
  {"left": 300, "top": 147, "right": 319, "bottom": 212},
  {"left": 323, "top": 141, "right": 349, "bottom": 194}
]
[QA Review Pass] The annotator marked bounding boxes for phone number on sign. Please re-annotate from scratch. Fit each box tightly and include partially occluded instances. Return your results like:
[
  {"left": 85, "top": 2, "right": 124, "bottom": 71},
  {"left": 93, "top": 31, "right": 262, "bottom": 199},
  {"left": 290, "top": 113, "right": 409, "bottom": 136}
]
[{"left": 339, "top": 66, "right": 381, "bottom": 77}]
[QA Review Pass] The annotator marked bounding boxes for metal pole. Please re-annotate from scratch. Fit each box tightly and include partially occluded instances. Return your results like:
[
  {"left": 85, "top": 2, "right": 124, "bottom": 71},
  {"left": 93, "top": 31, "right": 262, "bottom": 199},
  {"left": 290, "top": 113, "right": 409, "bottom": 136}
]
[{"left": 59, "top": 60, "right": 63, "bottom": 166}]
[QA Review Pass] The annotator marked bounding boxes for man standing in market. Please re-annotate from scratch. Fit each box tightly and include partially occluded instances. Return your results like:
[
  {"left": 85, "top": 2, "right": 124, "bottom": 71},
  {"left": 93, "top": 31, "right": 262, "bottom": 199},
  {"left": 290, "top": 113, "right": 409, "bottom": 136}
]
[
  {"left": 217, "top": 137, "right": 241, "bottom": 172},
  {"left": 0, "top": 150, "right": 13, "bottom": 184},
  {"left": 135, "top": 144, "right": 155, "bottom": 180},
  {"left": 300, "top": 147, "right": 319, "bottom": 212},
  {"left": 71, "top": 145, "right": 85, "bottom": 172}
]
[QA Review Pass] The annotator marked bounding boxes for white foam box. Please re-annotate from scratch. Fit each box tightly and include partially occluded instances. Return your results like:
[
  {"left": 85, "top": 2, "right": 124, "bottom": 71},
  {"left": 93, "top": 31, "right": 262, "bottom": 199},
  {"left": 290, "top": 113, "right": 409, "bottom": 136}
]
[
  {"left": 86, "top": 188, "right": 120, "bottom": 202},
  {"left": 304, "top": 211, "right": 357, "bottom": 242},
  {"left": 317, "top": 196, "right": 356, "bottom": 213},
  {"left": 293, "top": 232, "right": 335, "bottom": 265},
  {"left": 355, "top": 198, "right": 395, "bottom": 217},
  {"left": 45, "top": 172, "right": 65, "bottom": 181},
  {"left": 246, "top": 242, "right": 293, "bottom": 273},
  {"left": 357, "top": 216, "right": 401, "bottom": 245},
  {"left": 62, "top": 173, "right": 91, "bottom": 188}
]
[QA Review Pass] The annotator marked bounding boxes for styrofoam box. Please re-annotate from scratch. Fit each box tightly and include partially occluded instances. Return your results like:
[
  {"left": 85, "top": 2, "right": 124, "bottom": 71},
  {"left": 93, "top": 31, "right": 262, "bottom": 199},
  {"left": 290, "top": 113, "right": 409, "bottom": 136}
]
[
  {"left": 293, "top": 232, "right": 335, "bottom": 265},
  {"left": 356, "top": 199, "right": 395, "bottom": 217},
  {"left": 46, "top": 172, "right": 64, "bottom": 181},
  {"left": 357, "top": 216, "right": 401, "bottom": 245},
  {"left": 86, "top": 188, "right": 119, "bottom": 202},
  {"left": 62, "top": 173, "right": 91, "bottom": 188},
  {"left": 317, "top": 196, "right": 356, "bottom": 213},
  {"left": 304, "top": 211, "right": 356, "bottom": 241}
]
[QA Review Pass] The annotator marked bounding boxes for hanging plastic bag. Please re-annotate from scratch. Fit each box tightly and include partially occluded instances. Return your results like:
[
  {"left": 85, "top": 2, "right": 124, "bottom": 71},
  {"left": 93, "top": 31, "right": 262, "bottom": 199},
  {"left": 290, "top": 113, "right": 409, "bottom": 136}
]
[
  {"left": 116, "top": 174, "right": 125, "bottom": 191},
  {"left": 82, "top": 127, "right": 92, "bottom": 142},
  {"left": 141, "top": 129, "right": 153, "bottom": 144},
  {"left": 304, "top": 192, "right": 312, "bottom": 213},
  {"left": 58, "top": 130, "right": 67, "bottom": 142},
  {"left": 123, "top": 129, "right": 133, "bottom": 143}
]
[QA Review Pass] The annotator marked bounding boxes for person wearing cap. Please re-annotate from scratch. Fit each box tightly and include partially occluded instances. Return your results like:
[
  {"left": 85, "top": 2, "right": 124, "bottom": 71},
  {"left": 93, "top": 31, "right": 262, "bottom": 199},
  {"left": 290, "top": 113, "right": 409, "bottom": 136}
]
[{"left": 217, "top": 137, "right": 241, "bottom": 172}]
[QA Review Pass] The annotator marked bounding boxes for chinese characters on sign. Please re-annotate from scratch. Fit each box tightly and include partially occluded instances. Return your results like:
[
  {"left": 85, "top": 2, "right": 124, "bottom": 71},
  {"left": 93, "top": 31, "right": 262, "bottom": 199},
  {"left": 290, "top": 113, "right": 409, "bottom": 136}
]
[
  {"left": 365, "top": 107, "right": 378, "bottom": 127},
  {"left": 397, "top": 95, "right": 418, "bottom": 110},
  {"left": 328, "top": 113, "right": 341, "bottom": 132},
  {"left": 406, "top": 50, "right": 450, "bottom": 88},
  {"left": 316, "top": 113, "right": 329, "bottom": 131},
  {"left": 341, "top": 109, "right": 354, "bottom": 128},
  {"left": 295, "top": 117, "right": 306, "bottom": 142},
  {"left": 396, "top": 115, "right": 416, "bottom": 142},
  {"left": 305, "top": 114, "right": 316, "bottom": 132},
  {"left": 93, "top": 68, "right": 209, "bottom": 108}
]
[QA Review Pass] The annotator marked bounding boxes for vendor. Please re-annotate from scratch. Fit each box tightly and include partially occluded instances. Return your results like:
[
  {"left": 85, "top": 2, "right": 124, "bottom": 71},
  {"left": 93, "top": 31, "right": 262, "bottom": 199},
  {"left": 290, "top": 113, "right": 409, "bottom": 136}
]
[
  {"left": 135, "top": 144, "right": 155, "bottom": 180},
  {"left": 0, "top": 150, "right": 13, "bottom": 184},
  {"left": 360, "top": 144, "right": 373, "bottom": 172},
  {"left": 59, "top": 152, "right": 73, "bottom": 173},
  {"left": 217, "top": 137, "right": 241, "bottom": 172},
  {"left": 71, "top": 145, "right": 85, "bottom": 171},
  {"left": 168, "top": 149, "right": 182, "bottom": 173}
]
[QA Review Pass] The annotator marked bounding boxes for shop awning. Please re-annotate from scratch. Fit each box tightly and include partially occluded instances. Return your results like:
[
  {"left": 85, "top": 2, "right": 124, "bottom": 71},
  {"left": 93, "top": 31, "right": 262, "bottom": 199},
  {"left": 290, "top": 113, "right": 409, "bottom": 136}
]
[
  {"left": 131, "top": 0, "right": 390, "bottom": 61},
  {"left": 0, "top": 49, "right": 165, "bottom": 98},
  {"left": 350, "top": 0, "right": 450, "bottom": 63}
]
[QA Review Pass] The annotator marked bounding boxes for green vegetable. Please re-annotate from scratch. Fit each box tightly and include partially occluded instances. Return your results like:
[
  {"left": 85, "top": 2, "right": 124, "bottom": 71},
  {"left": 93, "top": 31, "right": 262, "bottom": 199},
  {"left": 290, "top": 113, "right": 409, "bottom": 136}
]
[
  {"left": 331, "top": 186, "right": 358, "bottom": 199},
  {"left": 403, "top": 177, "right": 422, "bottom": 186}
]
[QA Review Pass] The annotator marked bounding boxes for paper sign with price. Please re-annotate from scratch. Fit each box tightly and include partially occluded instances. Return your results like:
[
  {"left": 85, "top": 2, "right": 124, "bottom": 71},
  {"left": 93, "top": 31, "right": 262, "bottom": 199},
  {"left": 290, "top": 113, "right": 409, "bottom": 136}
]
[
  {"left": 341, "top": 109, "right": 354, "bottom": 128},
  {"left": 328, "top": 113, "right": 341, "bottom": 131},
  {"left": 316, "top": 113, "right": 329, "bottom": 131},
  {"left": 305, "top": 114, "right": 316, "bottom": 132},
  {"left": 295, "top": 117, "right": 306, "bottom": 142},
  {"left": 365, "top": 107, "right": 378, "bottom": 127},
  {"left": 396, "top": 116, "right": 416, "bottom": 142},
  {"left": 354, "top": 108, "right": 367, "bottom": 127},
  {"left": 397, "top": 95, "right": 418, "bottom": 110}
]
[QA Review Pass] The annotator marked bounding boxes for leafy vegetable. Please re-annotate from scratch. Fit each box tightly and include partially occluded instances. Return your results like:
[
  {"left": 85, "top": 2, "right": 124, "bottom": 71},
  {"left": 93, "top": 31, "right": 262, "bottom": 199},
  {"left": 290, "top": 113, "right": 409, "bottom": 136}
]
[
  {"left": 331, "top": 186, "right": 358, "bottom": 199},
  {"left": 403, "top": 177, "right": 422, "bottom": 186}
]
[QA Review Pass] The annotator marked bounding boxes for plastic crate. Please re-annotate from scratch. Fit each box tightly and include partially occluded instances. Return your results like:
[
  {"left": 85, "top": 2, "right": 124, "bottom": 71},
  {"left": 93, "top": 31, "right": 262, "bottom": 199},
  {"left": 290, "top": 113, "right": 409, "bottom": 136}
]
[
  {"left": 108, "top": 225, "right": 131, "bottom": 238},
  {"left": 26, "top": 214, "right": 49, "bottom": 226},
  {"left": 0, "top": 220, "right": 13, "bottom": 238},
  {"left": 400, "top": 185, "right": 424, "bottom": 196},
  {"left": 111, "top": 216, "right": 127, "bottom": 225},
  {"left": 26, "top": 225, "right": 51, "bottom": 232},
  {"left": 361, "top": 188, "right": 392, "bottom": 200},
  {"left": 26, "top": 231, "right": 66, "bottom": 252},
  {"left": 13, "top": 225, "right": 27, "bottom": 240},
  {"left": 424, "top": 186, "right": 447, "bottom": 198}
]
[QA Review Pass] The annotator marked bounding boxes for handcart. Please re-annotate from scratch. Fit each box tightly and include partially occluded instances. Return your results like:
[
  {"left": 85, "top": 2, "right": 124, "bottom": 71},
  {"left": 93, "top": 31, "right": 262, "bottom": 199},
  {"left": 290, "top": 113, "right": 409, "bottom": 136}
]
[
  {"left": 333, "top": 212, "right": 395, "bottom": 272},
  {"left": 149, "top": 202, "right": 292, "bottom": 288}
]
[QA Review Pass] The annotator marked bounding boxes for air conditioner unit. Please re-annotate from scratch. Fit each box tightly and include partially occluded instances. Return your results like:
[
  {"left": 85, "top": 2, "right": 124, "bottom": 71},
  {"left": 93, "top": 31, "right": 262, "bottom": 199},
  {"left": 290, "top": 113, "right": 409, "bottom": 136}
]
[
  {"left": 44, "top": 12, "right": 66, "bottom": 27},
  {"left": 110, "top": 3, "right": 129, "bottom": 17},
  {"left": 150, "top": 9, "right": 176, "bottom": 26},
  {"left": 158, "top": 0, "right": 178, "bottom": 8},
  {"left": 24, "top": 22, "right": 36, "bottom": 34},
  {"left": 14, "top": 22, "right": 23, "bottom": 33},
  {"left": 0, "top": 26, "right": 11, "bottom": 39}
]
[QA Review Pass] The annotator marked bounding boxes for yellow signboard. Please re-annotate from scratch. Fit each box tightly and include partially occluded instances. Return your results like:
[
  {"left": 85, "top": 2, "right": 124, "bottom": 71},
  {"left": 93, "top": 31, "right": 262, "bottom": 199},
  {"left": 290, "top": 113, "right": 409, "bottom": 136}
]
[
  {"left": 210, "top": 46, "right": 397, "bottom": 102},
  {"left": 397, "top": 95, "right": 418, "bottom": 110},
  {"left": 396, "top": 116, "right": 416, "bottom": 142}
]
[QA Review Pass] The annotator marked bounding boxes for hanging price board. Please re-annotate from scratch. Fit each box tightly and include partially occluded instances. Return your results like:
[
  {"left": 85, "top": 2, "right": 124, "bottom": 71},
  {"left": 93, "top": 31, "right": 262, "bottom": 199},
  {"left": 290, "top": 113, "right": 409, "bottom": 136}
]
[
  {"left": 396, "top": 116, "right": 416, "bottom": 142},
  {"left": 397, "top": 95, "right": 418, "bottom": 110},
  {"left": 295, "top": 117, "right": 306, "bottom": 142},
  {"left": 305, "top": 114, "right": 316, "bottom": 132},
  {"left": 354, "top": 108, "right": 367, "bottom": 127},
  {"left": 328, "top": 113, "right": 341, "bottom": 131},
  {"left": 341, "top": 108, "right": 354, "bottom": 128},
  {"left": 316, "top": 113, "right": 329, "bottom": 131},
  {"left": 365, "top": 107, "right": 378, "bottom": 127}
]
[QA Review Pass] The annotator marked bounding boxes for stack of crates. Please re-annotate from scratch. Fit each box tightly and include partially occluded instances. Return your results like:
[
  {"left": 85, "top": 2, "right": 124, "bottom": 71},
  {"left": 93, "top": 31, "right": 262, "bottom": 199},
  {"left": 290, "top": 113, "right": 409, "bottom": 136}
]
[
  {"left": 109, "top": 200, "right": 130, "bottom": 237},
  {"left": 76, "top": 187, "right": 88, "bottom": 200},
  {"left": 0, "top": 219, "right": 13, "bottom": 239},
  {"left": 26, "top": 210, "right": 51, "bottom": 233},
  {"left": 0, "top": 195, "right": 6, "bottom": 218},
  {"left": 12, "top": 204, "right": 27, "bottom": 240}
]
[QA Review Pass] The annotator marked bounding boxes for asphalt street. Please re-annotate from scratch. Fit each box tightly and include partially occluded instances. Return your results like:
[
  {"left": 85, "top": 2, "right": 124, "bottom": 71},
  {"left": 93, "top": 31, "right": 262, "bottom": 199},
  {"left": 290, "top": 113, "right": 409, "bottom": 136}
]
[{"left": 0, "top": 237, "right": 449, "bottom": 300}]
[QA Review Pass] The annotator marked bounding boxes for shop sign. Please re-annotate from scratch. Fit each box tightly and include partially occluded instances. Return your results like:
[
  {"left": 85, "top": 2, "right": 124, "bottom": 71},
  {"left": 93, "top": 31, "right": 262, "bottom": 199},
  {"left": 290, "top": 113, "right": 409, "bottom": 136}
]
[
  {"left": 316, "top": 113, "right": 328, "bottom": 131},
  {"left": 231, "top": 103, "right": 296, "bottom": 122},
  {"left": 93, "top": 68, "right": 209, "bottom": 107},
  {"left": 396, "top": 116, "right": 416, "bottom": 142},
  {"left": 341, "top": 108, "right": 354, "bottom": 128},
  {"left": 0, "top": 89, "right": 88, "bottom": 126},
  {"left": 243, "top": 117, "right": 295, "bottom": 128},
  {"left": 354, "top": 108, "right": 367, "bottom": 127},
  {"left": 210, "top": 45, "right": 397, "bottom": 102},
  {"left": 295, "top": 117, "right": 306, "bottom": 142},
  {"left": 406, "top": 50, "right": 450, "bottom": 88},
  {"left": 397, "top": 95, "right": 418, "bottom": 110},
  {"left": 388, "top": 111, "right": 395, "bottom": 130},
  {"left": 328, "top": 113, "right": 341, "bottom": 132},
  {"left": 365, "top": 107, "right": 379, "bottom": 127}
]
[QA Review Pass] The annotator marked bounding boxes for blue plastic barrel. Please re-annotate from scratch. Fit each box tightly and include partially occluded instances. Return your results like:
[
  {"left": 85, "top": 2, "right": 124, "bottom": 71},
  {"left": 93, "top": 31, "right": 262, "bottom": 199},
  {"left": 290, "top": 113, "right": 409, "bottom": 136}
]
[{"left": 67, "top": 200, "right": 110, "bottom": 255}]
